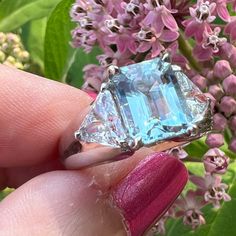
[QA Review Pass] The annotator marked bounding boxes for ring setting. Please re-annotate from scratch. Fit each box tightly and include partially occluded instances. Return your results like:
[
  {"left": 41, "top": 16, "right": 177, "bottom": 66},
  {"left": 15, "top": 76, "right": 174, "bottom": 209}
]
[{"left": 75, "top": 55, "right": 212, "bottom": 153}]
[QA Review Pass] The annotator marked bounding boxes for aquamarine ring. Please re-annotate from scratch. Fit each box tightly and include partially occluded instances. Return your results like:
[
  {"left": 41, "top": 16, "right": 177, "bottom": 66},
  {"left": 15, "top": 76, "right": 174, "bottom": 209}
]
[{"left": 60, "top": 55, "right": 212, "bottom": 169}]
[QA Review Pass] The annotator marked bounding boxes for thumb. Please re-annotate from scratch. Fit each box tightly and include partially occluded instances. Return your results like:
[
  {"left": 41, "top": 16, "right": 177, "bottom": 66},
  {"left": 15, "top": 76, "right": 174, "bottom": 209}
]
[{"left": 0, "top": 153, "right": 187, "bottom": 236}]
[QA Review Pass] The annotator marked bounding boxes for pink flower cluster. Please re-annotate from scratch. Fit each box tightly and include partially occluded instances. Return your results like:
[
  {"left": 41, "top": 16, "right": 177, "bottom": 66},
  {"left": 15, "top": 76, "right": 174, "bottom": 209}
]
[
  {"left": 156, "top": 147, "right": 231, "bottom": 233},
  {"left": 70, "top": 0, "right": 236, "bottom": 234},
  {"left": 70, "top": 0, "right": 191, "bottom": 90},
  {"left": 71, "top": 0, "right": 180, "bottom": 56},
  {"left": 198, "top": 58, "right": 236, "bottom": 154}
]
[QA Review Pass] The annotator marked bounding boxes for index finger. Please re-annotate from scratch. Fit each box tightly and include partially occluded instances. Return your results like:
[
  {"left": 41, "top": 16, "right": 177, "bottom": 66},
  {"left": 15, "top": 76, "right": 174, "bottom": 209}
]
[{"left": 0, "top": 65, "right": 92, "bottom": 167}]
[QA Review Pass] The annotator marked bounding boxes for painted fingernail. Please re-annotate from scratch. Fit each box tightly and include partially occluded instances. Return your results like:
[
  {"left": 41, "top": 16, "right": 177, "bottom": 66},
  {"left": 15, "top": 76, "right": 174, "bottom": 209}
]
[
  {"left": 0, "top": 169, "right": 7, "bottom": 191},
  {"left": 86, "top": 91, "right": 97, "bottom": 100},
  {"left": 111, "top": 152, "right": 188, "bottom": 236}
]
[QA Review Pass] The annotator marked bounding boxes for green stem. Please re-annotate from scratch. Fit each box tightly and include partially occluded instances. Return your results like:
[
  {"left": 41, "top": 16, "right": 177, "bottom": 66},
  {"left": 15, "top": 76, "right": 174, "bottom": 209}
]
[
  {"left": 224, "top": 128, "right": 232, "bottom": 145},
  {"left": 178, "top": 31, "right": 201, "bottom": 72},
  {"left": 183, "top": 157, "right": 202, "bottom": 163}
]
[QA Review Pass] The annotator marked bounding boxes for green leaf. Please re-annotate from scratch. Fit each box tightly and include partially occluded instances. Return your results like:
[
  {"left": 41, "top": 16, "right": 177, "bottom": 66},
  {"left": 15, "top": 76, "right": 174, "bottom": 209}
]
[
  {"left": 165, "top": 161, "right": 236, "bottom": 236},
  {"left": 67, "top": 47, "right": 102, "bottom": 88},
  {"left": 21, "top": 17, "right": 47, "bottom": 72},
  {"left": 0, "top": 0, "right": 61, "bottom": 32},
  {"left": 44, "top": 0, "right": 76, "bottom": 82},
  {"left": 0, "top": 188, "right": 13, "bottom": 201},
  {"left": 185, "top": 138, "right": 209, "bottom": 158}
]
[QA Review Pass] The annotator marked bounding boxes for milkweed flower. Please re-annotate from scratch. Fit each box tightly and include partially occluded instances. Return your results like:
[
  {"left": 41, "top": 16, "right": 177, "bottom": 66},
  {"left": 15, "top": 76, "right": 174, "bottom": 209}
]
[
  {"left": 203, "top": 148, "right": 230, "bottom": 174},
  {"left": 190, "top": 173, "right": 231, "bottom": 208},
  {"left": 183, "top": 0, "right": 216, "bottom": 43},
  {"left": 175, "top": 190, "right": 206, "bottom": 229}
]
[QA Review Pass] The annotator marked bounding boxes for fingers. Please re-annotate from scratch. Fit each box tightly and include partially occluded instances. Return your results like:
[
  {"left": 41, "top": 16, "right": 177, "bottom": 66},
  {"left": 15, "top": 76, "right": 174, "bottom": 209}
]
[
  {"left": 0, "top": 65, "right": 92, "bottom": 167},
  {"left": 0, "top": 153, "right": 188, "bottom": 236},
  {"left": 3, "top": 159, "right": 64, "bottom": 189},
  {"left": 2, "top": 147, "right": 151, "bottom": 189}
]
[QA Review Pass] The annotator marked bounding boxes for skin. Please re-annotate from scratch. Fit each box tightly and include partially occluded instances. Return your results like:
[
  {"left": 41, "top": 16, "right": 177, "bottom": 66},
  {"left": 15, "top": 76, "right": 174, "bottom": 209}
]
[{"left": 0, "top": 64, "right": 155, "bottom": 235}]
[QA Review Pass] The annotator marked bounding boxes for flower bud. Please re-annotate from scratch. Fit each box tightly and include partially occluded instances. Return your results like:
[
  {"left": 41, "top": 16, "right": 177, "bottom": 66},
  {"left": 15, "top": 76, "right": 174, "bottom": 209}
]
[
  {"left": 191, "top": 75, "right": 207, "bottom": 90},
  {"left": 12, "top": 47, "right": 21, "bottom": 58},
  {"left": 213, "top": 60, "right": 232, "bottom": 81},
  {"left": 206, "top": 133, "right": 224, "bottom": 148},
  {"left": 213, "top": 113, "right": 227, "bottom": 131},
  {"left": 3, "top": 61, "right": 14, "bottom": 67},
  {"left": 6, "top": 56, "right": 16, "bottom": 64},
  {"left": 229, "top": 137, "right": 236, "bottom": 153},
  {"left": 0, "top": 32, "right": 6, "bottom": 44},
  {"left": 6, "top": 33, "right": 20, "bottom": 45},
  {"left": 229, "top": 48, "right": 236, "bottom": 68},
  {"left": 229, "top": 116, "right": 236, "bottom": 133},
  {"left": 206, "top": 70, "right": 215, "bottom": 85},
  {"left": 1, "top": 42, "right": 9, "bottom": 53},
  {"left": 203, "top": 148, "right": 229, "bottom": 174},
  {"left": 0, "top": 50, "right": 6, "bottom": 62},
  {"left": 223, "top": 75, "right": 236, "bottom": 96},
  {"left": 19, "top": 51, "right": 30, "bottom": 62},
  {"left": 208, "top": 84, "right": 224, "bottom": 100},
  {"left": 166, "top": 147, "right": 188, "bottom": 159},
  {"left": 14, "top": 62, "right": 24, "bottom": 70},
  {"left": 219, "top": 96, "right": 236, "bottom": 116}
]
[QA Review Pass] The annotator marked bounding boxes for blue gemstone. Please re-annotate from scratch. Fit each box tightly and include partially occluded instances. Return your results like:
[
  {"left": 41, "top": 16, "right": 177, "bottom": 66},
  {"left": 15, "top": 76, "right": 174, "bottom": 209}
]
[
  {"left": 110, "top": 58, "right": 208, "bottom": 145},
  {"left": 78, "top": 57, "right": 210, "bottom": 148}
]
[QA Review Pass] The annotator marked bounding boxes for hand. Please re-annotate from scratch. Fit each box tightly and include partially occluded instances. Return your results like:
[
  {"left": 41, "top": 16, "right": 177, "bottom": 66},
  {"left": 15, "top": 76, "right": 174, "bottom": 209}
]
[{"left": 0, "top": 65, "right": 188, "bottom": 236}]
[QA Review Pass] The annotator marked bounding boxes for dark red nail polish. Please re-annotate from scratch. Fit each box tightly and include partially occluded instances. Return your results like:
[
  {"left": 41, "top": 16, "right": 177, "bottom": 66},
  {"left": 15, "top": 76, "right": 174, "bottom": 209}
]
[{"left": 111, "top": 152, "right": 188, "bottom": 236}]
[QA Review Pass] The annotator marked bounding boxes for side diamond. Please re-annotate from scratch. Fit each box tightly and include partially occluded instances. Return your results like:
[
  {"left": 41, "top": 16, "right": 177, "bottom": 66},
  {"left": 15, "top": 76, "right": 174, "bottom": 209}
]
[{"left": 77, "top": 90, "right": 128, "bottom": 147}]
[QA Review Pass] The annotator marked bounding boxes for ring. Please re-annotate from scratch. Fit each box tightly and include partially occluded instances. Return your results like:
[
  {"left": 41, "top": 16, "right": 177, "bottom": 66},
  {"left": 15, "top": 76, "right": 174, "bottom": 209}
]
[{"left": 60, "top": 54, "right": 212, "bottom": 169}]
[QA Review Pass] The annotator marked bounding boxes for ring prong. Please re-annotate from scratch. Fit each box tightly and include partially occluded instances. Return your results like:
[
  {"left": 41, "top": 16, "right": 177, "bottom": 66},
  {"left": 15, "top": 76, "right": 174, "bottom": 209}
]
[
  {"left": 107, "top": 65, "right": 121, "bottom": 79},
  {"left": 161, "top": 52, "right": 171, "bottom": 63},
  {"left": 100, "top": 82, "right": 108, "bottom": 92},
  {"left": 74, "top": 130, "right": 81, "bottom": 140},
  {"left": 119, "top": 141, "right": 132, "bottom": 152},
  {"left": 171, "top": 65, "right": 181, "bottom": 72},
  {"left": 158, "top": 52, "right": 171, "bottom": 71}
]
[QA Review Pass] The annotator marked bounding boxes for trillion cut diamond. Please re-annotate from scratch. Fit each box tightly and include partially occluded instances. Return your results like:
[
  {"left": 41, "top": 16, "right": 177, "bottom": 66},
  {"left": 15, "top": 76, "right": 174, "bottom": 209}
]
[
  {"left": 78, "top": 90, "right": 127, "bottom": 148},
  {"left": 77, "top": 57, "right": 211, "bottom": 148}
]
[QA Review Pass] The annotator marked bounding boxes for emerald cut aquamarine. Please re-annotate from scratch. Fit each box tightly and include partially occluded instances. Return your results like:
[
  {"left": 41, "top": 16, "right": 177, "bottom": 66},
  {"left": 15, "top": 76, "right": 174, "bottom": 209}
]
[{"left": 77, "top": 57, "right": 211, "bottom": 148}]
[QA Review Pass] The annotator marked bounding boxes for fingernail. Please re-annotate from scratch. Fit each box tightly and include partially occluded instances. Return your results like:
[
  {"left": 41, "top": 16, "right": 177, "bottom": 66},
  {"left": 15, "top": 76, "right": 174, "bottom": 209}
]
[
  {"left": 111, "top": 152, "right": 188, "bottom": 236},
  {"left": 0, "top": 169, "right": 7, "bottom": 191},
  {"left": 61, "top": 141, "right": 82, "bottom": 161},
  {"left": 86, "top": 90, "right": 98, "bottom": 100},
  {"left": 113, "top": 150, "right": 135, "bottom": 161}
]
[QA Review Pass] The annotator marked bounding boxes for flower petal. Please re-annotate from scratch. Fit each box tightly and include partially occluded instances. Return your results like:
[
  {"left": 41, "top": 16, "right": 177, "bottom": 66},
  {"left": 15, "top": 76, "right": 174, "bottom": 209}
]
[
  {"left": 117, "top": 38, "right": 127, "bottom": 53},
  {"left": 223, "top": 193, "right": 231, "bottom": 201},
  {"left": 224, "top": 21, "right": 235, "bottom": 34},
  {"left": 208, "top": 16, "right": 216, "bottom": 23},
  {"left": 189, "top": 7, "right": 196, "bottom": 18},
  {"left": 161, "top": 10, "right": 178, "bottom": 31},
  {"left": 190, "top": 175, "right": 206, "bottom": 189},
  {"left": 153, "top": 14, "right": 164, "bottom": 34},
  {"left": 128, "top": 40, "right": 138, "bottom": 54},
  {"left": 217, "top": 4, "right": 231, "bottom": 22},
  {"left": 159, "top": 30, "right": 179, "bottom": 42},
  {"left": 185, "top": 20, "right": 200, "bottom": 38},
  {"left": 143, "top": 11, "right": 156, "bottom": 26},
  {"left": 193, "top": 44, "right": 213, "bottom": 61},
  {"left": 151, "top": 41, "right": 163, "bottom": 57},
  {"left": 137, "top": 42, "right": 151, "bottom": 53}
]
